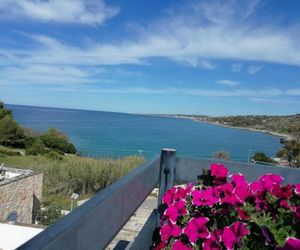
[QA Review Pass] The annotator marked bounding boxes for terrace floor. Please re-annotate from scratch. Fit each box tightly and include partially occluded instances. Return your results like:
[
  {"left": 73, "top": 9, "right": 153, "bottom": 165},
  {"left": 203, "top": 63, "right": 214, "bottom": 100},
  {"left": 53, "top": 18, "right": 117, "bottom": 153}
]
[{"left": 106, "top": 194, "right": 157, "bottom": 250}]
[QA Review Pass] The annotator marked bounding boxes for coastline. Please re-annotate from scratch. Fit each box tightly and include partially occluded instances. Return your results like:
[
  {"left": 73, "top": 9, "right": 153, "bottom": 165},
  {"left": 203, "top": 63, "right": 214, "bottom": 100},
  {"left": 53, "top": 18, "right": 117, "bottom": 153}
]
[{"left": 169, "top": 115, "right": 291, "bottom": 140}]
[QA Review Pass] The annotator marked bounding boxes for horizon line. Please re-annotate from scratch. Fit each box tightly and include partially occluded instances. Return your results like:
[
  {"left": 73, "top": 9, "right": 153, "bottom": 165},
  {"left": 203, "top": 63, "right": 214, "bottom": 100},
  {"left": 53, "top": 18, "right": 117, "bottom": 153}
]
[{"left": 4, "top": 102, "right": 299, "bottom": 117}]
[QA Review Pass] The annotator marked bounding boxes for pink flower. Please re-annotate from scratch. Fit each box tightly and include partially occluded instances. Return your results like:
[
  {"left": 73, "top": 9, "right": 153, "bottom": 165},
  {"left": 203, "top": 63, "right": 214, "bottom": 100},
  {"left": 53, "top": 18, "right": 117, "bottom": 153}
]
[
  {"left": 163, "top": 185, "right": 193, "bottom": 207},
  {"left": 231, "top": 174, "right": 250, "bottom": 202},
  {"left": 174, "top": 186, "right": 190, "bottom": 200},
  {"left": 164, "top": 200, "right": 188, "bottom": 223},
  {"left": 154, "top": 241, "right": 166, "bottom": 250},
  {"left": 172, "top": 240, "right": 193, "bottom": 250},
  {"left": 231, "top": 173, "right": 247, "bottom": 185},
  {"left": 162, "top": 187, "right": 177, "bottom": 206},
  {"left": 295, "top": 184, "right": 300, "bottom": 195},
  {"left": 249, "top": 181, "right": 264, "bottom": 195},
  {"left": 210, "top": 163, "right": 228, "bottom": 178},
  {"left": 280, "top": 200, "right": 290, "bottom": 209},
  {"left": 291, "top": 205, "right": 300, "bottom": 220},
  {"left": 234, "top": 187, "right": 250, "bottom": 203},
  {"left": 184, "top": 217, "right": 210, "bottom": 243},
  {"left": 218, "top": 183, "right": 239, "bottom": 205},
  {"left": 160, "top": 221, "right": 181, "bottom": 242},
  {"left": 254, "top": 191, "right": 269, "bottom": 211},
  {"left": 272, "top": 185, "right": 293, "bottom": 199},
  {"left": 203, "top": 230, "right": 222, "bottom": 250},
  {"left": 237, "top": 207, "right": 250, "bottom": 220},
  {"left": 221, "top": 222, "right": 249, "bottom": 250},
  {"left": 259, "top": 174, "right": 284, "bottom": 191},
  {"left": 192, "top": 188, "right": 219, "bottom": 207},
  {"left": 276, "top": 237, "right": 300, "bottom": 250}
]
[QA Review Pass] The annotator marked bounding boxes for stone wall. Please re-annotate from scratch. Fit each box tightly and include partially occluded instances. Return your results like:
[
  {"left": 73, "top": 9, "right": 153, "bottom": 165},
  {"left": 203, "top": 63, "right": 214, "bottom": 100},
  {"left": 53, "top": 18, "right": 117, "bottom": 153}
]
[{"left": 0, "top": 171, "right": 43, "bottom": 224}]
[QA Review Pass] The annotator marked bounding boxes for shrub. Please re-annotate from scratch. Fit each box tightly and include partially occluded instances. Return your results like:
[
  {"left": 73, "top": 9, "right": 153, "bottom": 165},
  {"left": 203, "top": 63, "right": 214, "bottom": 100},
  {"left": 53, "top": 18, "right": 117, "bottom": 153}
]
[
  {"left": 44, "top": 151, "right": 64, "bottom": 161},
  {"left": 0, "top": 147, "right": 21, "bottom": 156},
  {"left": 0, "top": 101, "right": 12, "bottom": 120},
  {"left": 36, "top": 205, "right": 62, "bottom": 225},
  {"left": 23, "top": 127, "right": 42, "bottom": 148},
  {"left": 213, "top": 150, "right": 230, "bottom": 161},
  {"left": 253, "top": 151, "right": 275, "bottom": 164},
  {"left": 0, "top": 116, "right": 26, "bottom": 148},
  {"left": 40, "top": 128, "right": 76, "bottom": 154},
  {"left": 277, "top": 140, "right": 300, "bottom": 167},
  {"left": 25, "top": 139, "right": 48, "bottom": 155}
]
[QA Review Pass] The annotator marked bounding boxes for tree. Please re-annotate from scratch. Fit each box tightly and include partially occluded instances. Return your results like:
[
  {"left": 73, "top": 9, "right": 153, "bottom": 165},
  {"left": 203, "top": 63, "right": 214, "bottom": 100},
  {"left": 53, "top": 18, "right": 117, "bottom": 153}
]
[
  {"left": 287, "top": 125, "right": 300, "bottom": 142},
  {"left": 0, "top": 100, "right": 26, "bottom": 147},
  {"left": 0, "top": 115, "right": 26, "bottom": 147},
  {"left": 0, "top": 101, "right": 12, "bottom": 120},
  {"left": 25, "top": 139, "right": 47, "bottom": 155},
  {"left": 277, "top": 140, "right": 300, "bottom": 167},
  {"left": 253, "top": 152, "right": 275, "bottom": 164},
  {"left": 213, "top": 150, "right": 230, "bottom": 161},
  {"left": 0, "top": 101, "right": 76, "bottom": 155},
  {"left": 40, "top": 128, "right": 76, "bottom": 154}
]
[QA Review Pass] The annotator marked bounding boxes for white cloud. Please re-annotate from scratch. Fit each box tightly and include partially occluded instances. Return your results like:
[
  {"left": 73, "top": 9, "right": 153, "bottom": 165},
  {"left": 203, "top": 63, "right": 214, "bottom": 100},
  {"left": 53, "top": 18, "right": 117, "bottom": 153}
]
[
  {"left": 2, "top": 0, "right": 299, "bottom": 69},
  {"left": 0, "top": 64, "right": 105, "bottom": 85},
  {"left": 285, "top": 88, "right": 300, "bottom": 96},
  {"left": 1, "top": 0, "right": 300, "bottom": 95},
  {"left": 216, "top": 80, "right": 240, "bottom": 87},
  {"left": 19, "top": 86, "right": 300, "bottom": 99},
  {"left": 249, "top": 97, "right": 300, "bottom": 105},
  {"left": 199, "top": 60, "right": 216, "bottom": 70},
  {"left": 0, "top": 0, "right": 299, "bottom": 71},
  {"left": 247, "top": 65, "right": 263, "bottom": 74},
  {"left": 231, "top": 64, "right": 243, "bottom": 72},
  {"left": 0, "top": 0, "right": 119, "bottom": 25}
]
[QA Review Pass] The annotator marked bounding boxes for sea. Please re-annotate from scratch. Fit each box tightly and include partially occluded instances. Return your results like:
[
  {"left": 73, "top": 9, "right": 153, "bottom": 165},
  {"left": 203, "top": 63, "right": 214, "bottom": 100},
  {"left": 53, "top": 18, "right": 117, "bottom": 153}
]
[{"left": 8, "top": 104, "right": 282, "bottom": 161}]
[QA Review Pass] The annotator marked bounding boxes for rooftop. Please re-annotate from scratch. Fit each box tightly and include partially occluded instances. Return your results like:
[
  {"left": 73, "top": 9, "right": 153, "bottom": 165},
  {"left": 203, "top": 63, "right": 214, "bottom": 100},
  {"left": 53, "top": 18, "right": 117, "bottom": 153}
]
[
  {"left": 0, "top": 222, "right": 44, "bottom": 249},
  {"left": 0, "top": 164, "right": 37, "bottom": 186}
]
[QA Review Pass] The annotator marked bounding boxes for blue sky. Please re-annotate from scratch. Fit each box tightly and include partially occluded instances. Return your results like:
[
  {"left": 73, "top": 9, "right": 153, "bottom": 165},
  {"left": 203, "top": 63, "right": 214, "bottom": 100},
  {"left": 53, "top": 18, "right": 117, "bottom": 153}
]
[{"left": 0, "top": 0, "right": 300, "bottom": 115}]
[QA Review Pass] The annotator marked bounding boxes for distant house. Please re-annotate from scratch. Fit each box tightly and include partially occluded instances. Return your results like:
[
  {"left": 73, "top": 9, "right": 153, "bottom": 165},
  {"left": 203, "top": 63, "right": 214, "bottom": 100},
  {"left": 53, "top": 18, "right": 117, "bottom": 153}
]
[{"left": 0, "top": 166, "right": 43, "bottom": 224}]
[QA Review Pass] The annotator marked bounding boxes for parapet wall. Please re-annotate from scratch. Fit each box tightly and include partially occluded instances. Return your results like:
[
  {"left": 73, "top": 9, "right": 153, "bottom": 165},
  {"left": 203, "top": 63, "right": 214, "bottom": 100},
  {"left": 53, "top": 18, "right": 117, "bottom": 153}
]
[{"left": 0, "top": 168, "right": 43, "bottom": 224}]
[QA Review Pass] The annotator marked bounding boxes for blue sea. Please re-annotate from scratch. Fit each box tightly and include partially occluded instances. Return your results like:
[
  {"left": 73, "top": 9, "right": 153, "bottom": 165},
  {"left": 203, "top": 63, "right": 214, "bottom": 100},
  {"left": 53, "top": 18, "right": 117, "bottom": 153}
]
[{"left": 8, "top": 104, "right": 282, "bottom": 161}]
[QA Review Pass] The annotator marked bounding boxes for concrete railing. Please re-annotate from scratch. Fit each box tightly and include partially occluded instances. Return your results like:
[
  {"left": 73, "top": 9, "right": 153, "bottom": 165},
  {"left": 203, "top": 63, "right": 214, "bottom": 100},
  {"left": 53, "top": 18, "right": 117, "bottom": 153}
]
[{"left": 19, "top": 149, "right": 300, "bottom": 250}]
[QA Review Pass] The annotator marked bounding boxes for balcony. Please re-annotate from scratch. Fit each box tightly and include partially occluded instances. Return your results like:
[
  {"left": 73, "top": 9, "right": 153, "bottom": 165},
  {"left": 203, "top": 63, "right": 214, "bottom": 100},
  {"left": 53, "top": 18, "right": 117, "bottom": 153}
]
[{"left": 18, "top": 149, "right": 300, "bottom": 250}]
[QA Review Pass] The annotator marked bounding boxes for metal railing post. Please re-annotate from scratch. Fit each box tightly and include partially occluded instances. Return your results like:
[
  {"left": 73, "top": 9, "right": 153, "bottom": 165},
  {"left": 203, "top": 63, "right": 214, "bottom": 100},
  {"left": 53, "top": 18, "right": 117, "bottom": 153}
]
[{"left": 156, "top": 148, "right": 176, "bottom": 226}]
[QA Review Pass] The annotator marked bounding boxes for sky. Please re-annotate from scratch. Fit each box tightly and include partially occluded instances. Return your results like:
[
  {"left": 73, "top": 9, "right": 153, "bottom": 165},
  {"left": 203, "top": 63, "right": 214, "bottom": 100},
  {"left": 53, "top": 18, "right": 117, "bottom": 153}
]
[{"left": 0, "top": 0, "right": 300, "bottom": 115}]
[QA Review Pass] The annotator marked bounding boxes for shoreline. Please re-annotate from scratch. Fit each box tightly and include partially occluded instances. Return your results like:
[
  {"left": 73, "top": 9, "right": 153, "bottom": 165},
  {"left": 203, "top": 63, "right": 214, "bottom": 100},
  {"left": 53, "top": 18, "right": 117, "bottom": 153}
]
[{"left": 169, "top": 115, "right": 291, "bottom": 140}]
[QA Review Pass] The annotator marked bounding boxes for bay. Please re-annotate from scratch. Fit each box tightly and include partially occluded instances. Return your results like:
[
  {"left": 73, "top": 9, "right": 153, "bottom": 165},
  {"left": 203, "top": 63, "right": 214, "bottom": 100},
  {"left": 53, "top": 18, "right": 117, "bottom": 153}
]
[{"left": 8, "top": 104, "right": 282, "bottom": 161}]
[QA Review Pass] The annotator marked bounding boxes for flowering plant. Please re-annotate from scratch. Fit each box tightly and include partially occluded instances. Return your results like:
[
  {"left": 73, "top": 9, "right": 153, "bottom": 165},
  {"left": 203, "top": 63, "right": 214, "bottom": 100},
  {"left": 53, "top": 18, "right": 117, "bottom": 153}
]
[{"left": 153, "top": 163, "right": 300, "bottom": 250}]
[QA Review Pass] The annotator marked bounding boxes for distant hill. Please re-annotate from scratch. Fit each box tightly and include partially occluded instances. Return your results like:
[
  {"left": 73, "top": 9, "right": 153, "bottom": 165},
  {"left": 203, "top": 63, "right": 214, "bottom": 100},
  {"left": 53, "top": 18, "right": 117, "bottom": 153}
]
[{"left": 162, "top": 114, "right": 300, "bottom": 139}]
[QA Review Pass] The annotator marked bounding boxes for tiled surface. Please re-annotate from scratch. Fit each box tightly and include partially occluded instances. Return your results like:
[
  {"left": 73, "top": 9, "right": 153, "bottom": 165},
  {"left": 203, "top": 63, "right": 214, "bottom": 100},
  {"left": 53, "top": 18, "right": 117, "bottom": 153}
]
[{"left": 106, "top": 196, "right": 157, "bottom": 250}]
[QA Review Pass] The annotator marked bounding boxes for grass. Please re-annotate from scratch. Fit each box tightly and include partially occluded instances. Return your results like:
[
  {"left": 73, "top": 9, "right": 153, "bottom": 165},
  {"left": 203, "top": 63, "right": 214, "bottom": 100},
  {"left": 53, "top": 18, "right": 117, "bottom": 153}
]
[
  {"left": 0, "top": 154, "right": 144, "bottom": 209},
  {"left": 0, "top": 145, "right": 22, "bottom": 156}
]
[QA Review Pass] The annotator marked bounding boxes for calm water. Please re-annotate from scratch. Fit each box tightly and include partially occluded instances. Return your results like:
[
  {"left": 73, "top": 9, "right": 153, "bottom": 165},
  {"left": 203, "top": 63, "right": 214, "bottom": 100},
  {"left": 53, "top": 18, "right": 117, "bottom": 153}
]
[{"left": 8, "top": 104, "right": 282, "bottom": 161}]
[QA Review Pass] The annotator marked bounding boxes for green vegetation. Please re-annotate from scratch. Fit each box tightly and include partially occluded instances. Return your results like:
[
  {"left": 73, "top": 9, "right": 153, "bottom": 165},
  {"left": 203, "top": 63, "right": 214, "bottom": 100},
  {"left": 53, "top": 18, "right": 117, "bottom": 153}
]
[
  {"left": 170, "top": 114, "right": 300, "bottom": 139},
  {"left": 252, "top": 152, "right": 276, "bottom": 164},
  {"left": 277, "top": 140, "right": 300, "bottom": 167},
  {"left": 0, "top": 101, "right": 12, "bottom": 119},
  {"left": 200, "top": 114, "right": 300, "bottom": 138},
  {"left": 40, "top": 128, "right": 76, "bottom": 154},
  {"left": 213, "top": 150, "right": 230, "bottom": 160},
  {"left": 36, "top": 205, "right": 62, "bottom": 226},
  {"left": 25, "top": 127, "right": 77, "bottom": 156},
  {"left": 0, "top": 145, "right": 21, "bottom": 156},
  {"left": 0, "top": 102, "right": 26, "bottom": 147},
  {"left": 0, "top": 100, "right": 76, "bottom": 156},
  {"left": 0, "top": 100, "right": 144, "bottom": 219},
  {"left": 0, "top": 154, "right": 144, "bottom": 209},
  {"left": 170, "top": 113, "right": 300, "bottom": 168}
]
